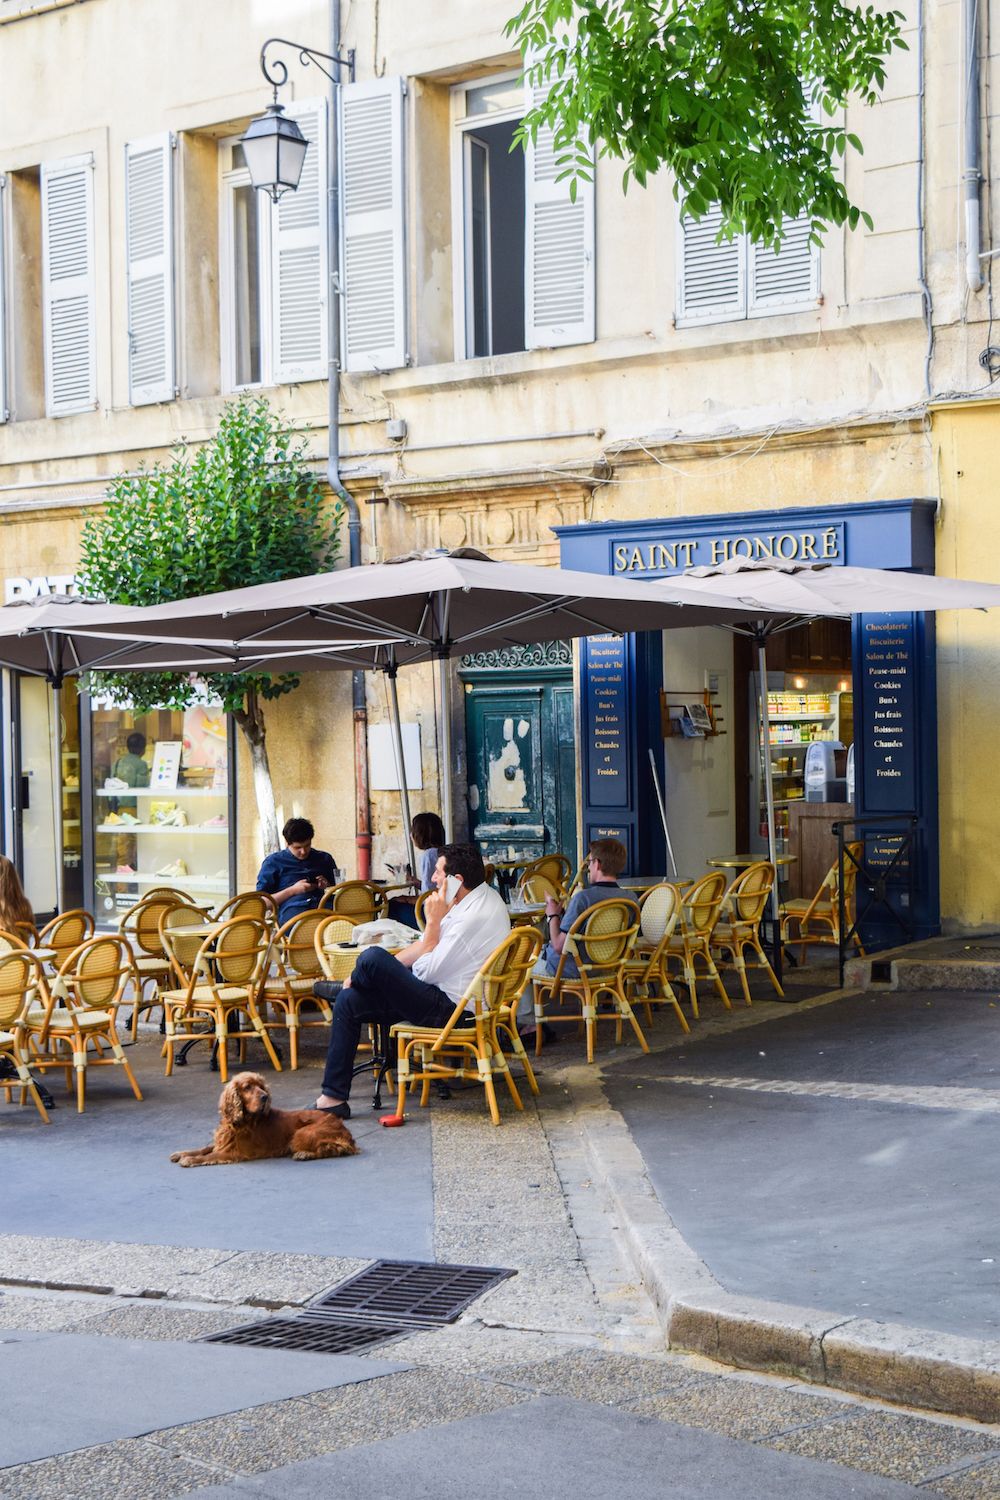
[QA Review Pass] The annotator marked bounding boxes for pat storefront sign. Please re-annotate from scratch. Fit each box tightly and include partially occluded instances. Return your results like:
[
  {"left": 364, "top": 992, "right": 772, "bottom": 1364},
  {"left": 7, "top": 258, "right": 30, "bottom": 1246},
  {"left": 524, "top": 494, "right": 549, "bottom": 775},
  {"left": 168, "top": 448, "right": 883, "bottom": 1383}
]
[{"left": 4, "top": 574, "right": 80, "bottom": 604}]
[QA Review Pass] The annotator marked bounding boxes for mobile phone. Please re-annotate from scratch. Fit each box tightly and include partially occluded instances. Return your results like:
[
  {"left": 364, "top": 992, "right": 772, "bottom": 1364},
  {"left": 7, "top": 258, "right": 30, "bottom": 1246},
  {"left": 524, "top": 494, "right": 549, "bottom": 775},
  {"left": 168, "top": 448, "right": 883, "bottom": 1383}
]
[{"left": 444, "top": 873, "right": 462, "bottom": 903}]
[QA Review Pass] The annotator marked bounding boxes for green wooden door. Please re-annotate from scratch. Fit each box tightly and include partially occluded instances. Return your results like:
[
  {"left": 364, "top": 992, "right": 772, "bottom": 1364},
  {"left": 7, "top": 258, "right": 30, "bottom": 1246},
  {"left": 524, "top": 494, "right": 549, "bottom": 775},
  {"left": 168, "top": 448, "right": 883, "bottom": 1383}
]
[{"left": 465, "top": 679, "right": 577, "bottom": 863}]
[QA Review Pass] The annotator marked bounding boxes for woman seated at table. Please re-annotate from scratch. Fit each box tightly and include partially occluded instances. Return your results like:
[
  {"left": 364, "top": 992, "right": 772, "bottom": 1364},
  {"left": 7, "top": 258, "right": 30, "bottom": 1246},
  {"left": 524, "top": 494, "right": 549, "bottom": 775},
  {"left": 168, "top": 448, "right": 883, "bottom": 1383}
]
[
  {"left": 387, "top": 811, "right": 446, "bottom": 927},
  {"left": 0, "top": 855, "right": 35, "bottom": 942}
]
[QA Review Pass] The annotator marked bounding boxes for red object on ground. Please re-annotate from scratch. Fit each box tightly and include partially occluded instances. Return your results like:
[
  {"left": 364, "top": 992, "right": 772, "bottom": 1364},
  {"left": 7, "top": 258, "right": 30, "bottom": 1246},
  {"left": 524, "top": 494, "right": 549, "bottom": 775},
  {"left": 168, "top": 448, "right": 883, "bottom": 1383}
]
[{"left": 379, "top": 1113, "right": 406, "bottom": 1127}]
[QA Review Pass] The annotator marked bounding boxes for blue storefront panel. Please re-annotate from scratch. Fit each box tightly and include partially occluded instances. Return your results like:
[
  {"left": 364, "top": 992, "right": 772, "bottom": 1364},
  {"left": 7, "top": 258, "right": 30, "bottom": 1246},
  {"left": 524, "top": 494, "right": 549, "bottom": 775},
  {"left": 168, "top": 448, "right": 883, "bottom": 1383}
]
[{"left": 556, "top": 499, "right": 940, "bottom": 942}]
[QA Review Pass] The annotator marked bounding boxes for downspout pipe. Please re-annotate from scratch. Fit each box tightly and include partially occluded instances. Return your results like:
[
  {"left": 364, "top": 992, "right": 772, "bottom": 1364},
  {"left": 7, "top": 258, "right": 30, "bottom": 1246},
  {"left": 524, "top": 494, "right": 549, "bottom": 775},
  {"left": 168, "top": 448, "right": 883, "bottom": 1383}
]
[
  {"left": 328, "top": 0, "right": 371, "bottom": 877},
  {"left": 964, "top": 0, "right": 984, "bottom": 293}
]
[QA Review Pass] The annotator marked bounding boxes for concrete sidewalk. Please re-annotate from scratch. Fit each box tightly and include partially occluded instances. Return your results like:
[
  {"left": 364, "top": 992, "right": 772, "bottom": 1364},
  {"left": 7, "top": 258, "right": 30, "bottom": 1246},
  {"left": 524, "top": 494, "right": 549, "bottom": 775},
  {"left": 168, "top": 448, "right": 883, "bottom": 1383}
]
[
  {"left": 567, "top": 977, "right": 1000, "bottom": 1423},
  {"left": 4, "top": 1000, "right": 1000, "bottom": 1495}
]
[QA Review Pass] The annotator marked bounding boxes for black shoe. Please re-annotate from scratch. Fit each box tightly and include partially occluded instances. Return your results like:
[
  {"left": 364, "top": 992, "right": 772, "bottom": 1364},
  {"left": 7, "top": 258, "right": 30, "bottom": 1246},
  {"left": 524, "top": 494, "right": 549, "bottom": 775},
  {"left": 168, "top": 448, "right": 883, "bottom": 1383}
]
[
  {"left": 315, "top": 1101, "right": 351, "bottom": 1119},
  {"left": 313, "top": 980, "right": 342, "bottom": 1003}
]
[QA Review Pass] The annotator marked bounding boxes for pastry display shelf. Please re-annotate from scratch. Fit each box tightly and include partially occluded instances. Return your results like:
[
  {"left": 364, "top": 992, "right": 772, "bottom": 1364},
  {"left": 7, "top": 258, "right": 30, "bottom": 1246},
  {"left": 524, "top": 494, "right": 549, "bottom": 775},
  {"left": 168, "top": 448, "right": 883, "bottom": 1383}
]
[
  {"left": 96, "top": 872, "right": 229, "bottom": 890},
  {"left": 95, "top": 823, "right": 228, "bottom": 835},
  {"left": 767, "top": 712, "right": 836, "bottom": 722},
  {"left": 95, "top": 788, "right": 226, "bottom": 798}
]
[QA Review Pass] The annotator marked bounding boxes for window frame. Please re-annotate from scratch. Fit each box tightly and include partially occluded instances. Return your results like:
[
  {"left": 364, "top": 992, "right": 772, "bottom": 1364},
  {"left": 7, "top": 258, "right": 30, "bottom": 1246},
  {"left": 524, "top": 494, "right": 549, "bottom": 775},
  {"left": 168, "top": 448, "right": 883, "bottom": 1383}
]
[
  {"left": 449, "top": 69, "right": 525, "bottom": 362},
  {"left": 675, "top": 207, "right": 822, "bottom": 331},
  {"left": 218, "top": 136, "right": 274, "bottom": 393}
]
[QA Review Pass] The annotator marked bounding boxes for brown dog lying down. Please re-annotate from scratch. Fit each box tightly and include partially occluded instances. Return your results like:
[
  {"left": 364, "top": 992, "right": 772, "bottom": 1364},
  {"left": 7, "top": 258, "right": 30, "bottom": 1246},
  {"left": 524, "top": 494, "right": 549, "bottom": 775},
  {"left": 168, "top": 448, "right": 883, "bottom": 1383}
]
[{"left": 170, "top": 1071, "right": 358, "bottom": 1167}]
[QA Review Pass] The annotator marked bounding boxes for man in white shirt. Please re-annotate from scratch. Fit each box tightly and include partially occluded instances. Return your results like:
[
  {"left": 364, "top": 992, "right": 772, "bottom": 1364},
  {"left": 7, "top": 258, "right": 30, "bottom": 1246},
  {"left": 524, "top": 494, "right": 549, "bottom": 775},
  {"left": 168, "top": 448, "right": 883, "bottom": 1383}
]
[{"left": 315, "top": 844, "right": 510, "bottom": 1118}]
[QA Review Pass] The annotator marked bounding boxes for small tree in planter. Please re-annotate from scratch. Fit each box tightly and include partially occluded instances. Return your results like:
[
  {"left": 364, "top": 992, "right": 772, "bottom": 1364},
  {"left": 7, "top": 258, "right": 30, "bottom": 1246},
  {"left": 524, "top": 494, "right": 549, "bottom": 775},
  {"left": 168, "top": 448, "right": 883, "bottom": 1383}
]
[{"left": 78, "top": 397, "right": 341, "bottom": 854}]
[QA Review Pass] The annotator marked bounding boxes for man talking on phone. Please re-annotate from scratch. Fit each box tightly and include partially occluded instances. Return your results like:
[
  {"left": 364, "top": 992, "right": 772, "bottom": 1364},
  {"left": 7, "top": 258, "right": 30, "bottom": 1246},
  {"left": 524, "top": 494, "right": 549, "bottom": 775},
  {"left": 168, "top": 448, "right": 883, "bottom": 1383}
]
[
  {"left": 256, "top": 817, "right": 339, "bottom": 925},
  {"left": 314, "top": 843, "right": 509, "bottom": 1118}
]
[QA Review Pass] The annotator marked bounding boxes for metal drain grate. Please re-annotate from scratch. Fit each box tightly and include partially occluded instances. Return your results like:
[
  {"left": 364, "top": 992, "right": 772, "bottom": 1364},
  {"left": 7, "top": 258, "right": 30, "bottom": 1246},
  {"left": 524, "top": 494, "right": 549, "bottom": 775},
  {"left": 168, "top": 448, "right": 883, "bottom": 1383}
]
[
  {"left": 307, "top": 1258, "right": 516, "bottom": 1326},
  {"left": 201, "top": 1315, "right": 406, "bottom": 1356}
]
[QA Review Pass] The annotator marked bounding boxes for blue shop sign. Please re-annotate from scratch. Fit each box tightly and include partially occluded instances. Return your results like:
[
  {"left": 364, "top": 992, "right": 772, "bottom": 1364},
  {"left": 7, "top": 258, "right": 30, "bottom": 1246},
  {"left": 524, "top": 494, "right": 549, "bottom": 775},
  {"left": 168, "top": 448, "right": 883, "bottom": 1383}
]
[{"left": 555, "top": 500, "right": 940, "bottom": 942}]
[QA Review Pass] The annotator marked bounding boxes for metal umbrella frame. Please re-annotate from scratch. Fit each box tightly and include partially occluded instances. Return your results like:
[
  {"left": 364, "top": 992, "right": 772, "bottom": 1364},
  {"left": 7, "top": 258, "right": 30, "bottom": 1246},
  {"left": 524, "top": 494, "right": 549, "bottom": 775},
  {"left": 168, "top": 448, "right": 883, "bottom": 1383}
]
[{"left": 33, "top": 550, "right": 786, "bottom": 853}]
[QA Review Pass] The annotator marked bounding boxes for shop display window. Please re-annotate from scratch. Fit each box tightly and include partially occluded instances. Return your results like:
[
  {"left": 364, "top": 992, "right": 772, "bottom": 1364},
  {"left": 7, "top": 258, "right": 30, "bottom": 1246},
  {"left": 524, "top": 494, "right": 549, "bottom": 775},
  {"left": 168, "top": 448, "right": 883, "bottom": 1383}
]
[{"left": 90, "top": 697, "right": 232, "bottom": 921}]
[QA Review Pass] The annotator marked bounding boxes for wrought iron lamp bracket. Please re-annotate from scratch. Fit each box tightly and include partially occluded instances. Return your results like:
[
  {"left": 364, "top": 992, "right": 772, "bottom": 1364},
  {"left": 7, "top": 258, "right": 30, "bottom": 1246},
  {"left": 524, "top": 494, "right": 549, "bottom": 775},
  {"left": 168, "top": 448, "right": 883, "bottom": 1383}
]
[{"left": 259, "top": 36, "right": 356, "bottom": 92}]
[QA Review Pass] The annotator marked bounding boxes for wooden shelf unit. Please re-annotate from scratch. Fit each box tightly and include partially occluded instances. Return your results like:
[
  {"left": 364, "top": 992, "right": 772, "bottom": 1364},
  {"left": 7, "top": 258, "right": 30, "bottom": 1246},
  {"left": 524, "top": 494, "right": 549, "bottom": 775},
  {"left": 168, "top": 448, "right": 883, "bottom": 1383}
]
[{"left": 660, "top": 688, "right": 725, "bottom": 739}]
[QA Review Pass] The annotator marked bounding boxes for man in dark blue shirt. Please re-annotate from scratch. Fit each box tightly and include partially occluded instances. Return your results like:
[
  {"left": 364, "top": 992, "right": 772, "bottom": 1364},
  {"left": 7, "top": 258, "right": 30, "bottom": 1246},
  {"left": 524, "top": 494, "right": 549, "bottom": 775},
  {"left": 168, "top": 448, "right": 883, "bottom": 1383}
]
[{"left": 256, "top": 817, "right": 339, "bottom": 925}]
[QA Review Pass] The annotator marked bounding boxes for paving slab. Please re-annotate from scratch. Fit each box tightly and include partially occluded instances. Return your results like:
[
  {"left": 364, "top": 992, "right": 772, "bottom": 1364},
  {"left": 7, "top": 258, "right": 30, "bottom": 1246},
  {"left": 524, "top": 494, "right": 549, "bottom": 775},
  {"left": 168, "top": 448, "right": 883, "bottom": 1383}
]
[
  {"left": 0, "top": 1330, "right": 404, "bottom": 1467},
  {"left": 0, "top": 1039, "right": 433, "bottom": 1260},
  {"left": 603, "top": 990, "right": 1000, "bottom": 1342},
  {"left": 184, "top": 1394, "right": 925, "bottom": 1498},
  {"left": 608, "top": 987, "right": 1000, "bottom": 1089}
]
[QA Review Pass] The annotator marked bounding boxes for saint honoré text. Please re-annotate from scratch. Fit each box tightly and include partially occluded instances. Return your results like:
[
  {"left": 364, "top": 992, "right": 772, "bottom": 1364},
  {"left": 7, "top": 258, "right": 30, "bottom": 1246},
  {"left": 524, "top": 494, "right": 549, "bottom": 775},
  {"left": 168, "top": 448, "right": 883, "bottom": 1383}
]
[{"left": 612, "top": 527, "right": 843, "bottom": 575}]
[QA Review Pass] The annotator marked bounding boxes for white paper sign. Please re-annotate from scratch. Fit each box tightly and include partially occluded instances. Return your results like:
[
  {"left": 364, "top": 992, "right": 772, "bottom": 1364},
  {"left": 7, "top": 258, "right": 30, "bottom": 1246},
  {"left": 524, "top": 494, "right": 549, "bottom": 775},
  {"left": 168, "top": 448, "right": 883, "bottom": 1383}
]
[
  {"left": 150, "top": 741, "right": 182, "bottom": 790},
  {"left": 369, "top": 723, "right": 422, "bottom": 790}
]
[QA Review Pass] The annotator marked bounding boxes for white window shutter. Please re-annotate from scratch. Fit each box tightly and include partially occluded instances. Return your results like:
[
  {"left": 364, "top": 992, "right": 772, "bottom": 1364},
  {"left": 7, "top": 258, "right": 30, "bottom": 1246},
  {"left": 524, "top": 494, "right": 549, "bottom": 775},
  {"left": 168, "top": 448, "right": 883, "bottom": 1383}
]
[
  {"left": 749, "top": 214, "right": 820, "bottom": 312},
  {"left": 339, "top": 76, "right": 408, "bottom": 373},
  {"left": 0, "top": 175, "right": 7, "bottom": 424},
  {"left": 271, "top": 97, "right": 328, "bottom": 384},
  {"left": 524, "top": 83, "right": 595, "bottom": 349},
  {"left": 42, "top": 156, "right": 97, "bottom": 417},
  {"left": 676, "top": 204, "right": 746, "bottom": 325},
  {"left": 125, "top": 134, "right": 175, "bottom": 405}
]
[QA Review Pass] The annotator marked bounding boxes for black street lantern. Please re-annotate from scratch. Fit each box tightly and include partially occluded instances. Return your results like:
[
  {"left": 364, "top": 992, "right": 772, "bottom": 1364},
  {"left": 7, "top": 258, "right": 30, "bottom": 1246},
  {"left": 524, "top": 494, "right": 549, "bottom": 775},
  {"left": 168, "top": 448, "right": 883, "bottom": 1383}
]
[{"left": 241, "top": 101, "right": 309, "bottom": 203}]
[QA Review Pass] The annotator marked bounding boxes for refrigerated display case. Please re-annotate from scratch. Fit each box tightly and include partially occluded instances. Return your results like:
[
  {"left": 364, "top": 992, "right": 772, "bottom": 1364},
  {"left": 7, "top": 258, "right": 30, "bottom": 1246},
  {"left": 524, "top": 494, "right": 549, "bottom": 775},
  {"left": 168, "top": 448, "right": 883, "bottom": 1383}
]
[{"left": 749, "top": 681, "right": 853, "bottom": 874}]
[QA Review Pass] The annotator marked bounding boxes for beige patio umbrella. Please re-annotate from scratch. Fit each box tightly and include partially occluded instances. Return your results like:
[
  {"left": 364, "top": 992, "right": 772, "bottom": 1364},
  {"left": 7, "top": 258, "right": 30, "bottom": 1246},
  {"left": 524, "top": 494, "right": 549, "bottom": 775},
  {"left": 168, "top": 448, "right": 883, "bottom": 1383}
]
[
  {"left": 0, "top": 596, "right": 252, "bottom": 683},
  {"left": 42, "top": 550, "right": 785, "bottom": 849}
]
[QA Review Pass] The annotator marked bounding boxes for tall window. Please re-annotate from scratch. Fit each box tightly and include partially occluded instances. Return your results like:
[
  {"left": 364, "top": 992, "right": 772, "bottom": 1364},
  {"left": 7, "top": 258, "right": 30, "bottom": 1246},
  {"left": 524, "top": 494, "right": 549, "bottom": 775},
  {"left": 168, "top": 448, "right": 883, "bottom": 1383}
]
[
  {"left": 221, "top": 142, "right": 269, "bottom": 389},
  {"left": 218, "top": 100, "right": 328, "bottom": 393},
  {"left": 451, "top": 72, "right": 595, "bottom": 360},
  {"left": 458, "top": 77, "right": 526, "bottom": 357}
]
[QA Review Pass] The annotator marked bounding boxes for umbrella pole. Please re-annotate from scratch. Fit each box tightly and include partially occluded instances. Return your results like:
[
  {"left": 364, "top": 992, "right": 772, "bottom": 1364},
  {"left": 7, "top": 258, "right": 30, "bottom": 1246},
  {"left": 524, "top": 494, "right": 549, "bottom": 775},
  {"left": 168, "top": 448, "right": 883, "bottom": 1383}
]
[
  {"left": 647, "top": 747, "right": 678, "bottom": 879},
  {"left": 756, "top": 632, "right": 784, "bottom": 985},
  {"left": 386, "top": 667, "right": 416, "bottom": 878},
  {"left": 436, "top": 652, "right": 453, "bottom": 841}
]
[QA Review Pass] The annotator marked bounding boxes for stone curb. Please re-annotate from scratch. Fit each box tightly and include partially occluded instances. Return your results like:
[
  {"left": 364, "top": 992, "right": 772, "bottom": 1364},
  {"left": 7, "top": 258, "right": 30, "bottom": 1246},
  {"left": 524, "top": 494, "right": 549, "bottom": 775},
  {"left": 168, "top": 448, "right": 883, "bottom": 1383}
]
[{"left": 563, "top": 1064, "right": 1000, "bottom": 1424}]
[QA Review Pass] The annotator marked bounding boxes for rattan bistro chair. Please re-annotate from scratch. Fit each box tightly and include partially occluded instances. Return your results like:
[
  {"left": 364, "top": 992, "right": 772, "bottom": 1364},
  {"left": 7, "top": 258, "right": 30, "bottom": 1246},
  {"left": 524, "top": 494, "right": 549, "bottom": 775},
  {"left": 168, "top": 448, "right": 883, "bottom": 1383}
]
[
  {"left": 161, "top": 917, "right": 281, "bottom": 1083},
  {"left": 710, "top": 861, "right": 783, "bottom": 1006},
  {"left": 621, "top": 882, "right": 690, "bottom": 1034},
  {"left": 391, "top": 926, "right": 543, "bottom": 1125},
  {"left": 781, "top": 842, "right": 866, "bottom": 963},
  {"left": 159, "top": 903, "right": 215, "bottom": 990},
  {"left": 0, "top": 949, "right": 52, "bottom": 1122},
  {"left": 257, "top": 908, "right": 333, "bottom": 1069},
  {"left": 521, "top": 854, "right": 571, "bottom": 897},
  {"left": 214, "top": 891, "right": 277, "bottom": 925},
  {"left": 37, "top": 909, "right": 95, "bottom": 970},
  {"left": 531, "top": 896, "right": 646, "bottom": 1063},
  {"left": 663, "top": 871, "right": 732, "bottom": 1019},
  {"left": 24, "top": 936, "right": 143, "bottom": 1113},
  {"left": 118, "top": 893, "right": 183, "bottom": 1038},
  {"left": 318, "top": 880, "right": 386, "bottom": 923}
]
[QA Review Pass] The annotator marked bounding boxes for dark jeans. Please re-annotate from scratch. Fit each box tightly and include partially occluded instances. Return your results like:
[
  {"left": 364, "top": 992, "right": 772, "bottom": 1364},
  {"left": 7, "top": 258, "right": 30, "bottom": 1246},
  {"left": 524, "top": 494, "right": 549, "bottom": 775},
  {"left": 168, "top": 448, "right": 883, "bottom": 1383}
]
[{"left": 321, "top": 946, "right": 454, "bottom": 1101}]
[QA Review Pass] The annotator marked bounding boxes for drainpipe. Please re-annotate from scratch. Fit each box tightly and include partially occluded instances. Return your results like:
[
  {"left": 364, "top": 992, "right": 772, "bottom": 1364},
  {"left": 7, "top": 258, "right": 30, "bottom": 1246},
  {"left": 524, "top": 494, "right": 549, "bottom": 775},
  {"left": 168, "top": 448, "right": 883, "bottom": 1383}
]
[
  {"left": 328, "top": 0, "right": 371, "bottom": 877},
  {"left": 964, "top": 0, "right": 984, "bottom": 293}
]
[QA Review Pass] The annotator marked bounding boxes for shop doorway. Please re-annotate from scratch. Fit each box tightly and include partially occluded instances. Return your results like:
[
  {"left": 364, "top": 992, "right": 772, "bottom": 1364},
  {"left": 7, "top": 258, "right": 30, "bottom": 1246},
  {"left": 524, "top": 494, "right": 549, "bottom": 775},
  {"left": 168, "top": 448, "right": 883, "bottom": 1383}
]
[
  {"left": 461, "top": 647, "right": 578, "bottom": 867},
  {"left": 736, "top": 618, "right": 854, "bottom": 901},
  {"left": 11, "top": 677, "right": 84, "bottom": 921}
]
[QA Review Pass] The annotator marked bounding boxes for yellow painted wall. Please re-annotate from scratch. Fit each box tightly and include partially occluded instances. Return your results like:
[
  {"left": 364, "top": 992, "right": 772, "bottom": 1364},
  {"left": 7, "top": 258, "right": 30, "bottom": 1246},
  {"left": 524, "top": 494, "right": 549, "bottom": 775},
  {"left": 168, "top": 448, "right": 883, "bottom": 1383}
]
[{"left": 932, "top": 402, "right": 1000, "bottom": 929}]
